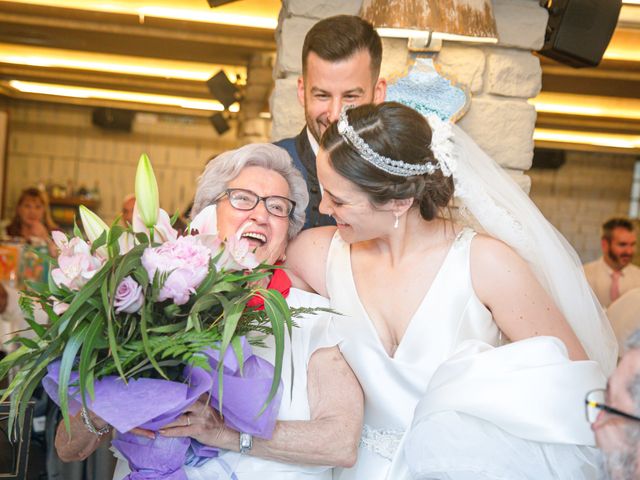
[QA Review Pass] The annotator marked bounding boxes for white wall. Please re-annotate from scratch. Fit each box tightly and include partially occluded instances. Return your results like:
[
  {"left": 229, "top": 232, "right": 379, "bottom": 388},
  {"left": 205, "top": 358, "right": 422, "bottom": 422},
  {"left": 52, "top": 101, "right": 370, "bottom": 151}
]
[{"left": 4, "top": 100, "right": 241, "bottom": 225}]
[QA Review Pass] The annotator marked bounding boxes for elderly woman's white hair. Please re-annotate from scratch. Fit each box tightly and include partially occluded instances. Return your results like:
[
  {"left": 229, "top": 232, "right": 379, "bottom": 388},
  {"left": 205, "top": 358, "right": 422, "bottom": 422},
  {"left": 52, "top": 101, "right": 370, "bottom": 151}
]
[{"left": 192, "top": 143, "right": 309, "bottom": 238}]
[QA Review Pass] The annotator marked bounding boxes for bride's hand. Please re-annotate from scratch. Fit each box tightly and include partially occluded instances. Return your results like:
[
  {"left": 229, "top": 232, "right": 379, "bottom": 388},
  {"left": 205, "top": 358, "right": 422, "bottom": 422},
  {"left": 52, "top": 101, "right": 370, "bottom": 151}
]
[{"left": 159, "top": 394, "right": 239, "bottom": 450}]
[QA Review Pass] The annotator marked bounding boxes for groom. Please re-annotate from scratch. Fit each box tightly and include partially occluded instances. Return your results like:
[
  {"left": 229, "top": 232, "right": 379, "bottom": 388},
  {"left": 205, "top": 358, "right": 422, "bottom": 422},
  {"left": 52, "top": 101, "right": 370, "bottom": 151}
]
[{"left": 275, "top": 15, "right": 387, "bottom": 229}]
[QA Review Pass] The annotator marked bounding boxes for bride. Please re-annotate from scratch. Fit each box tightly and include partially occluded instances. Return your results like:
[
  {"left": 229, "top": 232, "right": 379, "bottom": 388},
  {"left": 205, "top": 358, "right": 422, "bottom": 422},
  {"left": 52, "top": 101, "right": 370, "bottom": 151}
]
[{"left": 286, "top": 101, "right": 618, "bottom": 479}]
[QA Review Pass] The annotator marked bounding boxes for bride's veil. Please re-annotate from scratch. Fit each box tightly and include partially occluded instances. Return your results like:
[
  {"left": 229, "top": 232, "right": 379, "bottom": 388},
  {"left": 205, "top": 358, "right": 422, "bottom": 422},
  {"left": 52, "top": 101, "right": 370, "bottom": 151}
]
[{"left": 450, "top": 123, "right": 618, "bottom": 376}]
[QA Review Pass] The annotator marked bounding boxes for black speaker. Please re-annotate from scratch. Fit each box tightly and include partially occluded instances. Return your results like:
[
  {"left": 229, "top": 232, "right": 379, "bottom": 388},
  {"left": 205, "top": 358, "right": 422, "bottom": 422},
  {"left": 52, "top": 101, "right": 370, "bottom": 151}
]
[
  {"left": 210, "top": 112, "right": 230, "bottom": 135},
  {"left": 92, "top": 107, "right": 134, "bottom": 132},
  {"left": 539, "top": 0, "right": 622, "bottom": 68},
  {"left": 532, "top": 148, "right": 566, "bottom": 169},
  {"left": 206, "top": 71, "right": 238, "bottom": 110}
]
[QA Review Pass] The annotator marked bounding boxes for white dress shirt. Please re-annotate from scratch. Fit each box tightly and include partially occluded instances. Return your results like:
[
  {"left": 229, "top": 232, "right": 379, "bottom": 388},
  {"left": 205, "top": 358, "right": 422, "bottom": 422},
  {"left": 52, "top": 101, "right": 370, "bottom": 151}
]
[
  {"left": 583, "top": 257, "right": 640, "bottom": 308},
  {"left": 606, "top": 287, "right": 640, "bottom": 354}
]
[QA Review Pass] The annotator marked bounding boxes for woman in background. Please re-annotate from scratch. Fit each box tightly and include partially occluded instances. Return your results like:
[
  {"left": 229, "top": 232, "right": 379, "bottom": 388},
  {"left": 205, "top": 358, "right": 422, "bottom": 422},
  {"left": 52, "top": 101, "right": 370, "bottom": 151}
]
[{"left": 6, "top": 187, "right": 58, "bottom": 257}]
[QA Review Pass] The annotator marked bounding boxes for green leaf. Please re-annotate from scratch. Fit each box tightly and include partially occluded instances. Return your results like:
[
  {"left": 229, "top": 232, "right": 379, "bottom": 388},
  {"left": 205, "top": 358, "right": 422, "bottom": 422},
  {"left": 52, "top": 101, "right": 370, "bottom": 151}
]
[
  {"left": 78, "top": 312, "right": 104, "bottom": 405},
  {"left": 230, "top": 336, "right": 244, "bottom": 377},
  {"left": 257, "top": 289, "right": 291, "bottom": 414},
  {"left": 17, "top": 297, "right": 46, "bottom": 339},
  {"left": 216, "top": 295, "right": 247, "bottom": 410},
  {"left": 57, "top": 322, "right": 89, "bottom": 433},
  {"left": 13, "top": 337, "right": 39, "bottom": 349},
  {"left": 140, "top": 303, "right": 168, "bottom": 379},
  {"left": 73, "top": 218, "right": 84, "bottom": 240},
  {"left": 170, "top": 209, "right": 181, "bottom": 227},
  {"left": 102, "top": 280, "right": 125, "bottom": 380},
  {"left": 90, "top": 230, "right": 107, "bottom": 256}
]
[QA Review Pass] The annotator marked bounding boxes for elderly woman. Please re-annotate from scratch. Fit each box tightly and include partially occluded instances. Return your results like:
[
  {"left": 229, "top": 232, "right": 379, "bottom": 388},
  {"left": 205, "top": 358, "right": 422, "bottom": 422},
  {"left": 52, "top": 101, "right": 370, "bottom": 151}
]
[{"left": 55, "top": 143, "right": 362, "bottom": 480}]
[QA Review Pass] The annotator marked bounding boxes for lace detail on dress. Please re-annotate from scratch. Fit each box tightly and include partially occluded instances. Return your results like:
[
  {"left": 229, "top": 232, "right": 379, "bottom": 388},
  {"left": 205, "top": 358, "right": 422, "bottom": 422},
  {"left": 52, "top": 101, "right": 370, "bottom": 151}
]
[{"left": 360, "top": 424, "right": 404, "bottom": 461}]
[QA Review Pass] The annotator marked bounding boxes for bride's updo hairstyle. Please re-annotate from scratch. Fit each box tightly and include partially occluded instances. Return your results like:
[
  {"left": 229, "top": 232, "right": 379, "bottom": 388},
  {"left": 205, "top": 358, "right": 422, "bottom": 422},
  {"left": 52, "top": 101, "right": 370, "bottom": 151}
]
[{"left": 320, "top": 102, "right": 454, "bottom": 221}]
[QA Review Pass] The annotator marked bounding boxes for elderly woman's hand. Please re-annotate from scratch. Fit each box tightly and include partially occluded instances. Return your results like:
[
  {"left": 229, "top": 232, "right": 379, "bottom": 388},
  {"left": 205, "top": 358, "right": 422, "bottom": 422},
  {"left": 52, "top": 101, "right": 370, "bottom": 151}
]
[{"left": 159, "top": 394, "right": 239, "bottom": 450}]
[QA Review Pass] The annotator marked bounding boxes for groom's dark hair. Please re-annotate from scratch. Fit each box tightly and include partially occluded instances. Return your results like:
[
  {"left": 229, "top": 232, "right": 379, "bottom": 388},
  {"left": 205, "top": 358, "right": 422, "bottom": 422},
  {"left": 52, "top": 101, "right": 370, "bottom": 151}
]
[{"left": 302, "top": 15, "right": 382, "bottom": 79}]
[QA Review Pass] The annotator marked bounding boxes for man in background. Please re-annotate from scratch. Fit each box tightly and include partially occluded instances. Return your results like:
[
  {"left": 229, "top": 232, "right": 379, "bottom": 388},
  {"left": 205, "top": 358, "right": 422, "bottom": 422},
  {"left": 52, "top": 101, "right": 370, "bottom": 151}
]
[
  {"left": 275, "top": 14, "right": 386, "bottom": 229},
  {"left": 121, "top": 193, "right": 135, "bottom": 226},
  {"left": 590, "top": 329, "right": 640, "bottom": 479},
  {"left": 584, "top": 217, "right": 640, "bottom": 307}
]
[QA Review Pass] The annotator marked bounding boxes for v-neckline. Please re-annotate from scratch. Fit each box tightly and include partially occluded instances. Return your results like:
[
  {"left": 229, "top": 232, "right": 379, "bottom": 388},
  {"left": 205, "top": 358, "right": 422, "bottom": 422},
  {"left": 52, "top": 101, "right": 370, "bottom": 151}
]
[{"left": 346, "top": 230, "right": 466, "bottom": 360}]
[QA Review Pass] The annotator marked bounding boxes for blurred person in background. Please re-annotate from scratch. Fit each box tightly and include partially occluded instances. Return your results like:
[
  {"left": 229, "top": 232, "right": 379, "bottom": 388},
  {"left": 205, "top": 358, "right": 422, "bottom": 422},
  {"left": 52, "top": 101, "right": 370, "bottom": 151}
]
[
  {"left": 5, "top": 187, "right": 58, "bottom": 257},
  {"left": 606, "top": 287, "right": 640, "bottom": 358},
  {"left": 584, "top": 218, "right": 640, "bottom": 308},
  {"left": 120, "top": 194, "right": 135, "bottom": 227}
]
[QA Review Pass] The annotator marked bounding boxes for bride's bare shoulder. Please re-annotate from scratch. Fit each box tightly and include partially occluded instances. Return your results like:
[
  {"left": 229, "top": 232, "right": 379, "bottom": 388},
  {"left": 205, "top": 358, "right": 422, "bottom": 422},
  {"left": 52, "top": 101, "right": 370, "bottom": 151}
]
[
  {"left": 285, "top": 226, "right": 337, "bottom": 296},
  {"left": 469, "top": 232, "right": 535, "bottom": 288},
  {"left": 289, "top": 226, "right": 337, "bottom": 252}
]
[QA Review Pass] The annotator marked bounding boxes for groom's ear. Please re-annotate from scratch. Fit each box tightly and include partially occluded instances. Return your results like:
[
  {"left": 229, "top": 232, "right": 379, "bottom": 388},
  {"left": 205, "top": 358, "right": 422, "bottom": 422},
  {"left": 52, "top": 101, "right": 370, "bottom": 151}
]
[{"left": 390, "top": 198, "right": 414, "bottom": 215}]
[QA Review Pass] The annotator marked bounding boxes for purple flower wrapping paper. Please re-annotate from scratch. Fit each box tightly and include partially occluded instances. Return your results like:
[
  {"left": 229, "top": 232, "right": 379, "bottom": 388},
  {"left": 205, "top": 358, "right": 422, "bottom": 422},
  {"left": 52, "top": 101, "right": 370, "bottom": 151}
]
[{"left": 43, "top": 336, "right": 283, "bottom": 479}]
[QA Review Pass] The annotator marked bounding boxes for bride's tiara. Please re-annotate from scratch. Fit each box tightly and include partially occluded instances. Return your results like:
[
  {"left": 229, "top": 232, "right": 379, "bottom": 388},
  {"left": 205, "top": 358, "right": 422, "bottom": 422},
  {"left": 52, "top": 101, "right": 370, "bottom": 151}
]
[{"left": 336, "top": 106, "right": 455, "bottom": 178}]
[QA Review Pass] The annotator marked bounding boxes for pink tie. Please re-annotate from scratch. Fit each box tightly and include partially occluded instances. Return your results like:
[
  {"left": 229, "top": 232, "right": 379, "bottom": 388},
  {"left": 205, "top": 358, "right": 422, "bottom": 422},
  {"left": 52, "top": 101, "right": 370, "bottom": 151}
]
[{"left": 610, "top": 270, "right": 622, "bottom": 303}]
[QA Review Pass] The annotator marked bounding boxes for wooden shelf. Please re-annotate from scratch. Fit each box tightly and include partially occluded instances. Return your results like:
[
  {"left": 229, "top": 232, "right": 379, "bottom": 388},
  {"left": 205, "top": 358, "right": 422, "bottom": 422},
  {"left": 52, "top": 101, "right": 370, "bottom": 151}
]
[{"left": 50, "top": 197, "right": 100, "bottom": 227}]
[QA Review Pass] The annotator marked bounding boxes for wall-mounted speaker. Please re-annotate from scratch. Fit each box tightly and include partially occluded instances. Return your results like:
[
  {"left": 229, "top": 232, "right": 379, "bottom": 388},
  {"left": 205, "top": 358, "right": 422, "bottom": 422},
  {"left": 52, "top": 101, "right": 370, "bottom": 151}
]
[
  {"left": 210, "top": 113, "right": 230, "bottom": 135},
  {"left": 539, "top": 0, "right": 622, "bottom": 68},
  {"left": 92, "top": 108, "right": 134, "bottom": 132},
  {"left": 206, "top": 71, "right": 239, "bottom": 109},
  {"left": 532, "top": 148, "right": 566, "bottom": 170}
]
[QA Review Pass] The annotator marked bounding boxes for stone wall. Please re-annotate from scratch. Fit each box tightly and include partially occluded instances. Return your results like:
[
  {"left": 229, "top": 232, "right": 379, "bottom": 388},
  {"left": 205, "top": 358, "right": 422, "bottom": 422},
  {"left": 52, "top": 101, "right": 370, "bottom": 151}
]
[
  {"left": 3, "top": 100, "right": 240, "bottom": 225},
  {"left": 529, "top": 151, "right": 637, "bottom": 262},
  {"left": 272, "top": 0, "right": 548, "bottom": 188}
]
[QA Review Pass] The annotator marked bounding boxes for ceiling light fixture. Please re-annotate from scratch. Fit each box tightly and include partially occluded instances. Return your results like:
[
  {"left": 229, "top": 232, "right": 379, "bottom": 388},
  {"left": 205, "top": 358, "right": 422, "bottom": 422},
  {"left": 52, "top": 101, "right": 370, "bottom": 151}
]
[
  {"left": 4, "top": 1, "right": 277, "bottom": 29},
  {"left": 0, "top": 44, "right": 244, "bottom": 82},
  {"left": 530, "top": 93, "right": 640, "bottom": 120},
  {"left": 7, "top": 80, "right": 240, "bottom": 112},
  {"left": 534, "top": 129, "right": 640, "bottom": 150},
  {"left": 137, "top": 6, "right": 276, "bottom": 29}
]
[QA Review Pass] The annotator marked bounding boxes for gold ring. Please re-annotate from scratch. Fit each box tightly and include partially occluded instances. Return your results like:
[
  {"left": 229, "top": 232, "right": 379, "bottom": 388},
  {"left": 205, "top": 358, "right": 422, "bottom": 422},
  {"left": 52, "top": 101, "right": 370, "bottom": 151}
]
[{"left": 186, "top": 415, "right": 191, "bottom": 427}]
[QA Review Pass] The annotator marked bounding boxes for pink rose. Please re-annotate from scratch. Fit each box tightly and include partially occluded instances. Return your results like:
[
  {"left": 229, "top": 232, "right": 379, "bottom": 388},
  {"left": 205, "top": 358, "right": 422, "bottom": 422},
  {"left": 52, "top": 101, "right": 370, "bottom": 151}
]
[
  {"left": 51, "top": 234, "right": 105, "bottom": 291},
  {"left": 141, "top": 236, "right": 210, "bottom": 305},
  {"left": 114, "top": 276, "right": 144, "bottom": 314}
]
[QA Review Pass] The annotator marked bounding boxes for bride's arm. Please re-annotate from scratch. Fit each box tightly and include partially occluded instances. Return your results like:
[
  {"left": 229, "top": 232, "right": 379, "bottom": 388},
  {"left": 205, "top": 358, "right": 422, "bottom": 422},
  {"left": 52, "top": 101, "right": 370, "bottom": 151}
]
[
  {"left": 470, "top": 234, "right": 588, "bottom": 361},
  {"left": 284, "top": 226, "right": 336, "bottom": 297}
]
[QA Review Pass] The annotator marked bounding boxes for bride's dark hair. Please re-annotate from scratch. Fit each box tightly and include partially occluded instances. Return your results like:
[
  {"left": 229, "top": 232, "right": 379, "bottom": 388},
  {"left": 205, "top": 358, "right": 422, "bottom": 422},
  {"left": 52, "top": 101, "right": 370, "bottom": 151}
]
[{"left": 320, "top": 102, "right": 454, "bottom": 221}]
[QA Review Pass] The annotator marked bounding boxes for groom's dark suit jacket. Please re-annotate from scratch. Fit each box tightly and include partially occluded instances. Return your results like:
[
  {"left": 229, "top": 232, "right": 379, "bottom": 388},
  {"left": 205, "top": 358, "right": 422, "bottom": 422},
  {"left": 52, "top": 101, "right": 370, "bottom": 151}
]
[{"left": 275, "top": 127, "right": 335, "bottom": 230}]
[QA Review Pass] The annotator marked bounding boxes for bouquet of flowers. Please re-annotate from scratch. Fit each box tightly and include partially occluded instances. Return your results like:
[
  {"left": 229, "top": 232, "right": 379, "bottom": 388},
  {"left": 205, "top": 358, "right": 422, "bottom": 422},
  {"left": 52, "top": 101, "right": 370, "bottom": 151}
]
[{"left": 0, "top": 154, "right": 298, "bottom": 479}]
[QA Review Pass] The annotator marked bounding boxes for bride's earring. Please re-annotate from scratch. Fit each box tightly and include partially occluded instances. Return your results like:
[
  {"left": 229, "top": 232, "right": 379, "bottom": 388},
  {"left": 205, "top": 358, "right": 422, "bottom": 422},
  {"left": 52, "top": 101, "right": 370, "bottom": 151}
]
[{"left": 393, "top": 213, "right": 400, "bottom": 229}]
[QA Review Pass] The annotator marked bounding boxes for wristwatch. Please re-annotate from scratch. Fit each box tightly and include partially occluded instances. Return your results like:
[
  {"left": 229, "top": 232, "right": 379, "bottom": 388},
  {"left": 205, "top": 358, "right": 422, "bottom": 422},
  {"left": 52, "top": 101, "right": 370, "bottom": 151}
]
[{"left": 239, "top": 432, "right": 253, "bottom": 454}]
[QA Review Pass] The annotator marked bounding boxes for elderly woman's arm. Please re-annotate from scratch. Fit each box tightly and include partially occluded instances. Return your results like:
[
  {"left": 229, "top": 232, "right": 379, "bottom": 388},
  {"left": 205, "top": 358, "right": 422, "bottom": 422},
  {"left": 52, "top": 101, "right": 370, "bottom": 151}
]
[
  {"left": 161, "top": 346, "right": 363, "bottom": 467},
  {"left": 54, "top": 410, "right": 111, "bottom": 462}
]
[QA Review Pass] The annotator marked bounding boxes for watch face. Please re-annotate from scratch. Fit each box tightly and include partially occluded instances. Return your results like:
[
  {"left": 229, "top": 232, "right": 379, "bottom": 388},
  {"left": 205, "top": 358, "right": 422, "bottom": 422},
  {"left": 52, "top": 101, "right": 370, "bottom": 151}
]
[{"left": 240, "top": 432, "right": 252, "bottom": 453}]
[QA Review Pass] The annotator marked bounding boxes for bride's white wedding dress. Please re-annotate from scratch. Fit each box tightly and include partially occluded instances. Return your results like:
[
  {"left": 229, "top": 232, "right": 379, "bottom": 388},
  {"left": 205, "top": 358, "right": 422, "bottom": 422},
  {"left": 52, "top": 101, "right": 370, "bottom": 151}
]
[{"left": 327, "top": 228, "right": 606, "bottom": 480}]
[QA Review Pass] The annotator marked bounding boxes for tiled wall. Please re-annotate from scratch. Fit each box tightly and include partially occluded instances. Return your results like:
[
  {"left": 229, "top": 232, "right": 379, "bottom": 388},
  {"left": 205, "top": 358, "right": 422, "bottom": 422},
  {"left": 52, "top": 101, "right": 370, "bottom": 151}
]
[
  {"left": 3, "top": 100, "right": 240, "bottom": 225},
  {"left": 529, "top": 151, "right": 637, "bottom": 263}
]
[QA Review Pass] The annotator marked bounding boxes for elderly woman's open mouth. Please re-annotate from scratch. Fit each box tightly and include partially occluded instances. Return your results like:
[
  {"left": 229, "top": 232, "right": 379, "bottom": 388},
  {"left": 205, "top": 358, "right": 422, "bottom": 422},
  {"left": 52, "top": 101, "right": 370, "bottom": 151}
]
[{"left": 237, "top": 221, "right": 268, "bottom": 247}]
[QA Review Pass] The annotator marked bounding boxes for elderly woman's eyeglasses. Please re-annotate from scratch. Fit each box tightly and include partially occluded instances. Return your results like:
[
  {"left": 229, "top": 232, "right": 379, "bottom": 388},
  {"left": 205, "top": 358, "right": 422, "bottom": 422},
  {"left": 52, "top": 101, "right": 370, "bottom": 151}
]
[
  {"left": 585, "top": 389, "right": 640, "bottom": 424},
  {"left": 217, "top": 188, "right": 296, "bottom": 218}
]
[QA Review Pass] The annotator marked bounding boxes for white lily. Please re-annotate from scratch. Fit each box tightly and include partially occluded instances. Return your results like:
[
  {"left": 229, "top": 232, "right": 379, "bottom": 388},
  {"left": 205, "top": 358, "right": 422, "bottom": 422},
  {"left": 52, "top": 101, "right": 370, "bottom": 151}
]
[
  {"left": 134, "top": 153, "right": 159, "bottom": 228},
  {"left": 79, "top": 205, "right": 109, "bottom": 258}
]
